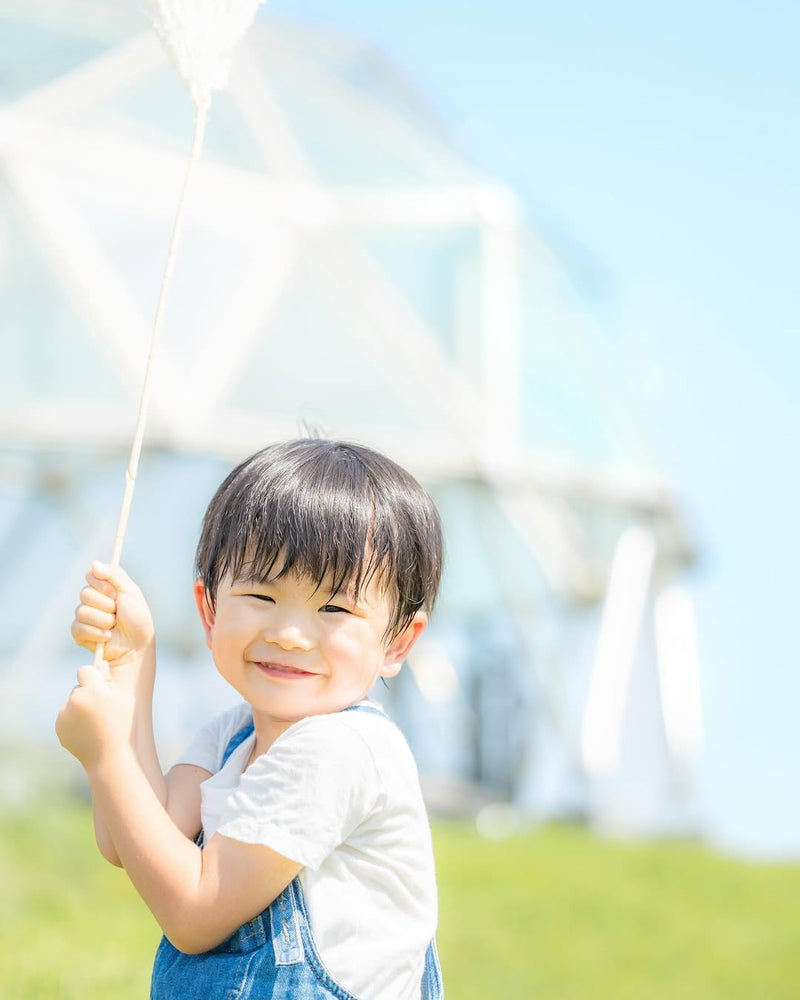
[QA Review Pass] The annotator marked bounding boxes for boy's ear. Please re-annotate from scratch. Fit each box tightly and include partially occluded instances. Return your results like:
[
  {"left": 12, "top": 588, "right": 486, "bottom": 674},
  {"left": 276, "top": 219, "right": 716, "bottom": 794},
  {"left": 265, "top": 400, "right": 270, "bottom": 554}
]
[
  {"left": 380, "top": 612, "right": 428, "bottom": 679},
  {"left": 193, "top": 578, "right": 216, "bottom": 649}
]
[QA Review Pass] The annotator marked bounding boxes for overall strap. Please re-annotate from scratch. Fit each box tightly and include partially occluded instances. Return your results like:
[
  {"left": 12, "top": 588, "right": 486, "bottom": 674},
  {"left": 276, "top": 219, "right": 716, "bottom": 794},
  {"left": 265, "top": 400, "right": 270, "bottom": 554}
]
[
  {"left": 194, "top": 720, "right": 254, "bottom": 850},
  {"left": 221, "top": 721, "right": 255, "bottom": 768},
  {"left": 341, "top": 703, "right": 387, "bottom": 720},
  {"left": 269, "top": 879, "right": 306, "bottom": 966},
  {"left": 222, "top": 706, "right": 381, "bottom": 774}
]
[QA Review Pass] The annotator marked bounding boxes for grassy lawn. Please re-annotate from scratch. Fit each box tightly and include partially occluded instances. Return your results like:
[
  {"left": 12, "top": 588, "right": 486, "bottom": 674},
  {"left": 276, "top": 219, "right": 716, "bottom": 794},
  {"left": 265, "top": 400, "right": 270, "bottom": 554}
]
[{"left": 2, "top": 799, "right": 798, "bottom": 998}]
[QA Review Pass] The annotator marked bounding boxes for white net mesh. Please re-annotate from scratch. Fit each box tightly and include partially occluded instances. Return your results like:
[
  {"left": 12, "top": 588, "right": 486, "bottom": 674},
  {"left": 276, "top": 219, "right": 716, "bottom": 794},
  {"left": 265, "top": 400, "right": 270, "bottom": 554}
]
[{"left": 145, "top": 0, "right": 266, "bottom": 107}]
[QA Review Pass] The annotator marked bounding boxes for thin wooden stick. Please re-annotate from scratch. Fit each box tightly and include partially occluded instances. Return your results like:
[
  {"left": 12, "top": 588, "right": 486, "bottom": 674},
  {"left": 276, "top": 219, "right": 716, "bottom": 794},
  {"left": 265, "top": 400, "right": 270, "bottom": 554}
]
[{"left": 94, "top": 99, "right": 210, "bottom": 666}]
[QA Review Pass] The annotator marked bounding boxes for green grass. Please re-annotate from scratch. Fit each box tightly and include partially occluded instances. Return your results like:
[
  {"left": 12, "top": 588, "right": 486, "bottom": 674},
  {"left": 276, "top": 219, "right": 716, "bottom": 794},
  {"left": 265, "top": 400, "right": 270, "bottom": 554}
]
[
  {"left": 1, "top": 799, "right": 156, "bottom": 999},
  {"left": 2, "top": 801, "right": 798, "bottom": 998},
  {"left": 435, "top": 821, "right": 799, "bottom": 999}
]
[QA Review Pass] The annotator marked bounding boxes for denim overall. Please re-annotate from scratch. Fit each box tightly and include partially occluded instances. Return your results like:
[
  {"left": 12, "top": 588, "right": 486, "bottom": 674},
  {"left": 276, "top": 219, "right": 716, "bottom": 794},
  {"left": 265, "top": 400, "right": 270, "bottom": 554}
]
[{"left": 150, "top": 705, "right": 444, "bottom": 999}]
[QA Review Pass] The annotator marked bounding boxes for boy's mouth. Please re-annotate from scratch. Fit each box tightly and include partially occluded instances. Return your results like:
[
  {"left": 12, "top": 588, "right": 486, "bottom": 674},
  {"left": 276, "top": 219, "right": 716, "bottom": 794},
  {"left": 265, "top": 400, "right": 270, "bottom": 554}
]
[{"left": 254, "top": 661, "right": 314, "bottom": 678}]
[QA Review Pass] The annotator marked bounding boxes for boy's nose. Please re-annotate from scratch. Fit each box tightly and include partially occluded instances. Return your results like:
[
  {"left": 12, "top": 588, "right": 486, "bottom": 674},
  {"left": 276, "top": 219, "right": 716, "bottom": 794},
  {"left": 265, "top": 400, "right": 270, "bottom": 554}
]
[{"left": 263, "top": 618, "right": 313, "bottom": 652}]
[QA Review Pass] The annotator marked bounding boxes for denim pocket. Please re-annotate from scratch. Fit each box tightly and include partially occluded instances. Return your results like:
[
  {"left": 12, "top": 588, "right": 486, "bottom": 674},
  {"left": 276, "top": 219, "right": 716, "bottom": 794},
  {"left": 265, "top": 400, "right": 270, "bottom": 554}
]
[
  {"left": 152, "top": 933, "right": 268, "bottom": 1000},
  {"left": 209, "top": 915, "right": 269, "bottom": 956}
]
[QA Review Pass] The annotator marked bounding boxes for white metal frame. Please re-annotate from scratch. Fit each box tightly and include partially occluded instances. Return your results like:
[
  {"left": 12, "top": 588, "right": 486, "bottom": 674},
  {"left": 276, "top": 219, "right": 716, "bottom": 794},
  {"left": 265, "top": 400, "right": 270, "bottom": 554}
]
[
  {"left": 0, "top": 5, "right": 700, "bottom": 807},
  {"left": 0, "top": 19, "right": 682, "bottom": 507}
]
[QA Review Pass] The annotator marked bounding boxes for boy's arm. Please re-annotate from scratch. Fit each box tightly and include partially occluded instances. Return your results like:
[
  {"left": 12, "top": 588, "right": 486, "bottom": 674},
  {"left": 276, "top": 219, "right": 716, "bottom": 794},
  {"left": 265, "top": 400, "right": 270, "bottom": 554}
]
[
  {"left": 94, "top": 763, "right": 210, "bottom": 867},
  {"left": 56, "top": 668, "right": 300, "bottom": 953},
  {"left": 72, "top": 564, "right": 206, "bottom": 862}
]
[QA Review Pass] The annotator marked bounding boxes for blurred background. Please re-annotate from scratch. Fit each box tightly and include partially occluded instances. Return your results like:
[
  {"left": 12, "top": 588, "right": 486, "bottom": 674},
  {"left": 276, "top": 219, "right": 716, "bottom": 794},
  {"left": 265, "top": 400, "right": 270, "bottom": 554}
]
[
  {"left": 3, "top": 0, "right": 800, "bottom": 854},
  {"left": 1, "top": 4, "right": 799, "bottom": 988}
]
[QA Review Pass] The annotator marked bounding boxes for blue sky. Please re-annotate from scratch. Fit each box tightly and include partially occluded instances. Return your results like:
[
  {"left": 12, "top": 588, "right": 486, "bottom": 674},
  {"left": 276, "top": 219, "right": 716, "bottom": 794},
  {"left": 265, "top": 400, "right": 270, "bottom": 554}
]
[{"left": 265, "top": 0, "right": 800, "bottom": 855}]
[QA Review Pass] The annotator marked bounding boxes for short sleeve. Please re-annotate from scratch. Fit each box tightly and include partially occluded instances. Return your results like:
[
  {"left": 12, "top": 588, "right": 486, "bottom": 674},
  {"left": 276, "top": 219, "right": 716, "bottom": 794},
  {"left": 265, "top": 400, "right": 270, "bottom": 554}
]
[
  {"left": 172, "top": 703, "right": 252, "bottom": 774},
  {"left": 215, "top": 714, "right": 383, "bottom": 869}
]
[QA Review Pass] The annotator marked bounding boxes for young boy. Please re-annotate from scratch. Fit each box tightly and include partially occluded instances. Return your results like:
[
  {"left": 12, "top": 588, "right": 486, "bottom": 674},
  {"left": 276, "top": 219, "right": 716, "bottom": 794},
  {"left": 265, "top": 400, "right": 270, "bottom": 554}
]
[{"left": 56, "top": 438, "right": 445, "bottom": 999}]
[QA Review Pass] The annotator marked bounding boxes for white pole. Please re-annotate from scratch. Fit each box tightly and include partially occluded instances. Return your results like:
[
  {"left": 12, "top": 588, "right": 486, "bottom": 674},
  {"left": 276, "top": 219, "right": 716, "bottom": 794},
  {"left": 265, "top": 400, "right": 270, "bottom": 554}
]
[
  {"left": 581, "top": 525, "right": 656, "bottom": 776},
  {"left": 654, "top": 585, "right": 704, "bottom": 778}
]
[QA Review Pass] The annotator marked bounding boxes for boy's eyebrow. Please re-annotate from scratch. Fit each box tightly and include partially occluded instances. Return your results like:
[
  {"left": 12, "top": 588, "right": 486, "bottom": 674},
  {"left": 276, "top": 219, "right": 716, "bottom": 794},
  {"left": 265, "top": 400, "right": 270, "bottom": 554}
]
[{"left": 233, "top": 571, "right": 363, "bottom": 603}]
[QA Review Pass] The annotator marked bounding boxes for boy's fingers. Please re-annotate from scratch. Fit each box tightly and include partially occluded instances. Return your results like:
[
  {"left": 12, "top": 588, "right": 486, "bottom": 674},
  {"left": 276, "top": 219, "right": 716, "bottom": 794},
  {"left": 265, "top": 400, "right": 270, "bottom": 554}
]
[
  {"left": 90, "top": 561, "right": 139, "bottom": 595},
  {"left": 75, "top": 662, "right": 111, "bottom": 689},
  {"left": 79, "top": 585, "right": 116, "bottom": 614},
  {"left": 84, "top": 571, "right": 117, "bottom": 600},
  {"left": 73, "top": 604, "right": 115, "bottom": 632},
  {"left": 76, "top": 664, "right": 102, "bottom": 687},
  {"left": 71, "top": 621, "right": 114, "bottom": 649}
]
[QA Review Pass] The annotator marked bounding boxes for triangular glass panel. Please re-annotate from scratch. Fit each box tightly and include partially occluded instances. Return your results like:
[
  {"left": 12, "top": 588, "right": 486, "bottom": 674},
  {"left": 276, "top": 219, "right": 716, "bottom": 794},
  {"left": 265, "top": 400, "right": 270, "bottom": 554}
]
[
  {"left": 0, "top": 181, "right": 130, "bottom": 405},
  {"left": 0, "top": 14, "right": 125, "bottom": 101},
  {"left": 519, "top": 245, "right": 655, "bottom": 469},
  {"left": 355, "top": 226, "right": 481, "bottom": 366},
  {"left": 262, "top": 51, "right": 476, "bottom": 186},
  {"left": 222, "top": 256, "right": 431, "bottom": 434}
]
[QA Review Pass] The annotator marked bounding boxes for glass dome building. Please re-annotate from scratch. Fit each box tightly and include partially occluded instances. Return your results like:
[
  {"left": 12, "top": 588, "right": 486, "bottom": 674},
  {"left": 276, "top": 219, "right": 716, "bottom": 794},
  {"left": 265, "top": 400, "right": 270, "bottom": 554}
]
[{"left": 0, "top": 1, "right": 699, "bottom": 832}]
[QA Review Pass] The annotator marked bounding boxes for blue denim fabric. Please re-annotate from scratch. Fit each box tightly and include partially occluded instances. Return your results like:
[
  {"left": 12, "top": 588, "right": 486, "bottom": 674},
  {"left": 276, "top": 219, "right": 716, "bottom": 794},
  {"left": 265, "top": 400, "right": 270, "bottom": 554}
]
[{"left": 150, "top": 706, "right": 444, "bottom": 999}]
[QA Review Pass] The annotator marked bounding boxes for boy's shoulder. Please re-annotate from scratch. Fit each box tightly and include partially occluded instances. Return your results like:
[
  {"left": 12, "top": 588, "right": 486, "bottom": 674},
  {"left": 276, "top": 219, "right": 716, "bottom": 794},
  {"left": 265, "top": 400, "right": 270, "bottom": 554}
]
[
  {"left": 213, "top": 701, "right": 254, "bottom": 740},
  {"left": 274, "top": 701, "right": 417, "bottom": 773},
  {"left": 175, "top": 701, "right": 253, "bottom": 773},
  {"left": 283, "top": 701, "right": 393, "bottom": 741}
]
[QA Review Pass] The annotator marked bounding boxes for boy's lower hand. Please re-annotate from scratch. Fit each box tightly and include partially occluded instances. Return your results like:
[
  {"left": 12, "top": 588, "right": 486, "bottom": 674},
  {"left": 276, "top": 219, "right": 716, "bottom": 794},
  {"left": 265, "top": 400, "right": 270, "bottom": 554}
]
[
  {"left": 72, "top": 561, "right": 156, "bottom": 697},
  {"left": 56, "top": 660, "right": 136, "bottom": 771}
]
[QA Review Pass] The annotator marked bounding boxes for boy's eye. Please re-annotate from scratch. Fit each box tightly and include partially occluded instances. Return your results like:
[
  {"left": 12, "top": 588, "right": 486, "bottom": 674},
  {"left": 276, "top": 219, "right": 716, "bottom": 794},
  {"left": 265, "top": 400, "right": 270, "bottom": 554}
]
[
  {"left": 247, "top": 593, "right": 274, "bottom": 603},
  {"left": 320, "top": 604, "right": 349, "bottom": 614}
]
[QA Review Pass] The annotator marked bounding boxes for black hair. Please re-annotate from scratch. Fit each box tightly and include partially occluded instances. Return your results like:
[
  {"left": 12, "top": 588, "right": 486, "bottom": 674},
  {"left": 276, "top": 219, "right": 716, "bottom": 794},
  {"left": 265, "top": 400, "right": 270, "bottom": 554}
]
[{"left": 195, "top": 439, "right": 443, "bottom": 640}]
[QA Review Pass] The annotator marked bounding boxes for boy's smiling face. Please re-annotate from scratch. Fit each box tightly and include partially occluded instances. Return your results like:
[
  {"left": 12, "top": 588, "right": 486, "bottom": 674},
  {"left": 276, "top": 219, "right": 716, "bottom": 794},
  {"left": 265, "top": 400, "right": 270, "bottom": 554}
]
[{"left": 194, "top": 564, "right": 425, "bottom": 743}]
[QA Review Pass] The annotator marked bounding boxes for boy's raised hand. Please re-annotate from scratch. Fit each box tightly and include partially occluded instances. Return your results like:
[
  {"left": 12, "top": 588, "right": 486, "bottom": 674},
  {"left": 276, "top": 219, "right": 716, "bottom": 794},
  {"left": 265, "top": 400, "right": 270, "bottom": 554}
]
[
  {"left": 56, "top": 658, "right": 137, "bottom": 770},
  {"left": 72, "top": 562, "right": 156, "bottom": 698}
]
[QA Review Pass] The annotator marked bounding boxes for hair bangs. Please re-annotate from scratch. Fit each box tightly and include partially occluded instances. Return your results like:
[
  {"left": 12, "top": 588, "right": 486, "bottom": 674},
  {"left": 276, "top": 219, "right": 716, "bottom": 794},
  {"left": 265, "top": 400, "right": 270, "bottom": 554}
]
[{"left": 242, "top": 477, "right": 386, "bottom": 602}]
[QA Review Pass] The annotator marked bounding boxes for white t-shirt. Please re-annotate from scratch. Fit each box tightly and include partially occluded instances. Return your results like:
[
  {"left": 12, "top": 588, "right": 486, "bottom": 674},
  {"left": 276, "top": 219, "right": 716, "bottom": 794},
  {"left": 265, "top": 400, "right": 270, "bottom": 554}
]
[{"left": 174, "top": 701, "right": 438, "bottom": 1000}]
